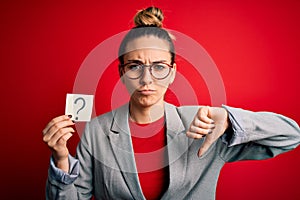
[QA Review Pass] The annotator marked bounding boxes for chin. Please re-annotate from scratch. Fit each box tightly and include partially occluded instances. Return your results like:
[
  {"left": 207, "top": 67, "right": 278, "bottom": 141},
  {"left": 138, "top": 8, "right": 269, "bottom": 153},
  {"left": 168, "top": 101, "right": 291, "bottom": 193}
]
[
  {"left": 133, "top": 96, "right": 163, "bottom": 108},
  {"left": 139, "top": 98, "right": 157, "bottom": 107}
]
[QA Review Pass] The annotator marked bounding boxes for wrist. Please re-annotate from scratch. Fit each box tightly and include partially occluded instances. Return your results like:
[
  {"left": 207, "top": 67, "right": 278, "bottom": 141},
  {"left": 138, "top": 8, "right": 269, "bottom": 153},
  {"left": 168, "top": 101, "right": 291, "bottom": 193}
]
[
  {"left": 54, "top": 156, "right": 69, "bottom": 173},
  {"left": 223, "top": 108, "right": 231, "bottom": 130}
]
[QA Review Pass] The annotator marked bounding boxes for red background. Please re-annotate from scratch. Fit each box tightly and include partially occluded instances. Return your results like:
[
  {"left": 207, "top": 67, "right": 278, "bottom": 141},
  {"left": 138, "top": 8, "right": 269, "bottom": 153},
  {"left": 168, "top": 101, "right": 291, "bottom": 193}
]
[{"left": 1, "top": 0, "right": 300, "bottom": 199}]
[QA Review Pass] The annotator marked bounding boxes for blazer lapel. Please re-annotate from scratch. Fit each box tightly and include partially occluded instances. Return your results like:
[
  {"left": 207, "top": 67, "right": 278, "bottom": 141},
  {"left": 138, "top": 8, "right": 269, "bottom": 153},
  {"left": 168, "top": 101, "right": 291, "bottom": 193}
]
[
  {"left": 108, "top": 104, "right": 145, "bottom": 200},
  {"left": 163, "top": 103, "right": 191, "bottom": 197}
]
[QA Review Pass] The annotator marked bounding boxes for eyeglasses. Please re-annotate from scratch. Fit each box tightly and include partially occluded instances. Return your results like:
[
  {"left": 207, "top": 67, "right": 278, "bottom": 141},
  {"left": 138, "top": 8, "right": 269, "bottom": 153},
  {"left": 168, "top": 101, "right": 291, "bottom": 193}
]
[{"left": 121, "top": 61, "right": 174, "bottom": 80}]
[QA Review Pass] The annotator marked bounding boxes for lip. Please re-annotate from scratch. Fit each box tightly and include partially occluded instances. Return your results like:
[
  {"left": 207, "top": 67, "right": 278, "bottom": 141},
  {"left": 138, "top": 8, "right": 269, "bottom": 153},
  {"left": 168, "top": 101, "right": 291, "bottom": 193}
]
[{"left": 138, "top": 89, "right": 156, "bottom": 95}]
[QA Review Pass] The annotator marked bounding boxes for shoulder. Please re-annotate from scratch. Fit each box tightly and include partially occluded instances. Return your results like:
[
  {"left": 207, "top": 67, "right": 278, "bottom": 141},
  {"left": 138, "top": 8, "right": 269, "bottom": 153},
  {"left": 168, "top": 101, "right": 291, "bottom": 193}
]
[
  {"left": 87, "top": 104, "right": 128, "bottom": 130},
  {"left": 165, "top": 102, "right": 200, "bottom": 115},
  {"left": 177, "top": 105, "right": 200, "bottom": 114},
  {"left": 165, "top": 102, "right": 200, "bottom": 127}
]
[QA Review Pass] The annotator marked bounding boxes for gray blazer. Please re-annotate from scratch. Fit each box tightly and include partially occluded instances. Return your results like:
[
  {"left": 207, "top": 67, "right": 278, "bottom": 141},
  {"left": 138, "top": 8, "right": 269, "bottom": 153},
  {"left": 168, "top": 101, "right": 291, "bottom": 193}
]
[{"left": 47, "top": 103, "right": 300, "bottom": 200}]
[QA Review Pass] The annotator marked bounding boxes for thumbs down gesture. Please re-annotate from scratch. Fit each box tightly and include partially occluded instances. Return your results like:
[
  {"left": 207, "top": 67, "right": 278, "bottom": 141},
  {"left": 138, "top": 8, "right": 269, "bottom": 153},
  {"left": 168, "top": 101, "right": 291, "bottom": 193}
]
[{"left": 186, "top": 106, "right": 230, "bottom": 157}]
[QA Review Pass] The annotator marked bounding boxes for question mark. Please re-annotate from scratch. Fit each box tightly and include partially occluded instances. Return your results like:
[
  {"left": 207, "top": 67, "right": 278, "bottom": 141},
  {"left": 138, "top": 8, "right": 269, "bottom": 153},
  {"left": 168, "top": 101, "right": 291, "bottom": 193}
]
[{"left": 74, "top": 97, "right": 86, "bottom": 120}]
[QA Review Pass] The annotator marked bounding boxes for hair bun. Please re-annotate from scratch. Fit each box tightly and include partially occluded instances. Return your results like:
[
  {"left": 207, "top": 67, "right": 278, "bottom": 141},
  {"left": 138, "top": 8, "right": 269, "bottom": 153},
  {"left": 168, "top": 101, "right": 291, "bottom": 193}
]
[{"left": 134, "top": 7, "right": 164, "bottom": 28}]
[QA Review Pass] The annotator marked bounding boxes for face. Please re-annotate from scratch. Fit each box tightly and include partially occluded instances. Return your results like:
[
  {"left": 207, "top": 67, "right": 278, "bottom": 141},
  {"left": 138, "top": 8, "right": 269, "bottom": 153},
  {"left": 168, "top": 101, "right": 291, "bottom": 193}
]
[{"left": 121, "top": 36, "right": 176, "bottom": 108}]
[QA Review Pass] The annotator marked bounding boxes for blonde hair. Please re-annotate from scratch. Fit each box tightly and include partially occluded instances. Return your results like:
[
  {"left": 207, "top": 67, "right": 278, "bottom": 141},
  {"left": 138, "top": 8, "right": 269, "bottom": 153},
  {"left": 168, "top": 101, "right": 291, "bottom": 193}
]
[{"left": 134, "top": 7, "right": 164, "bottom": 27}]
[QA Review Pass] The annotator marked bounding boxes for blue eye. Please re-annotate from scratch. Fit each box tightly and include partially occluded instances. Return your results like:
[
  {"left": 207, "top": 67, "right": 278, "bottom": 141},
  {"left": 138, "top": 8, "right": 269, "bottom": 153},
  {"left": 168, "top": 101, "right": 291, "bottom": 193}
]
[
  {"left": 128, "top": 64, "right": 142, "bottom": 71},
  {"left": 153, "top": 64, "right": 167, "bottom": 71}
]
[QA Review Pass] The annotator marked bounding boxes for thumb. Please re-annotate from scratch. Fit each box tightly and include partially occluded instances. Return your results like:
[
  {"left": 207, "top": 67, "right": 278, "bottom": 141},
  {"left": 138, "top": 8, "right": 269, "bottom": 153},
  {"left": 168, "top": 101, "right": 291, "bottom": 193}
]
[
  {"left": 198, "top": 135, "right": 215, "bottom": 157},
  {"left": 197, "top": 120, "right": 223, "bottom": 157}
]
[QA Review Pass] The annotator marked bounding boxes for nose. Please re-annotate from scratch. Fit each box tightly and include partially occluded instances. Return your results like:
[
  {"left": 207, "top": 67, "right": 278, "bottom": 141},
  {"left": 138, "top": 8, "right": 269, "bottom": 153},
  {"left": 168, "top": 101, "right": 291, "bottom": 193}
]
[{"left": 139, "top": 66, "right": 153, "bottom": 85}]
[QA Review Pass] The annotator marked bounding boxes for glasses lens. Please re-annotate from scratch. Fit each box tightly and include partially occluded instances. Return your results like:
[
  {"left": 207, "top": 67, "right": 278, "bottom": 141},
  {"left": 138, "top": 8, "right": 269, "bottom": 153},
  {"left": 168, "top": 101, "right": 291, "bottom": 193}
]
[
  {"left": 125, "top": 64, "right": 143, "bottom": 79},
  {"left": 151, "top": 63, "right": 171, "bottom": 79}
]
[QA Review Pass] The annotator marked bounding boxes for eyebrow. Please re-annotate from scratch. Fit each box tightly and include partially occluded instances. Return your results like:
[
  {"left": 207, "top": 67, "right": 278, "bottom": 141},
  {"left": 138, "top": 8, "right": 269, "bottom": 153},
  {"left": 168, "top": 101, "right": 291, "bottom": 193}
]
[{"left": 126, "top": 59, "right": 168, "bottom": 64}]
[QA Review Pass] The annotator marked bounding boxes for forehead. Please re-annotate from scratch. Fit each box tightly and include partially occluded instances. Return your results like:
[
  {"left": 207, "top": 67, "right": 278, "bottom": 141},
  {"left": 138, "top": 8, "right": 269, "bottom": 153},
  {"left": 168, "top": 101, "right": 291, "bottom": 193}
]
[
  {"left": 124, "top": 36, "right": 171, "bottom": 61},
  {"left": 124, "top": 49, "right": 171, "bottom": 62}
]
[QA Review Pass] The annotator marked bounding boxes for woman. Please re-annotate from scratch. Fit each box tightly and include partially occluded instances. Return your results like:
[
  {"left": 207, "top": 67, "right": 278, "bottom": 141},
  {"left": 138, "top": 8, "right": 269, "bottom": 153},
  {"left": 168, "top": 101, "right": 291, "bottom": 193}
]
[{"left": 43, "top": 7, "right": 300, "bottom": 200}]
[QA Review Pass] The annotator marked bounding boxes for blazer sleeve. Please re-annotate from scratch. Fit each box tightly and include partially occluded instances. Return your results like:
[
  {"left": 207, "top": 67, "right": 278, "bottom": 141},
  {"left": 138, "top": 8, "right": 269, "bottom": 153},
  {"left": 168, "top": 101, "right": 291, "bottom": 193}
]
[
  {"left": 46, "top": 122, "right": 94, "bottom": 200},
  {"left": 218, "top": 105, "right": 300, "bottom": 162}
]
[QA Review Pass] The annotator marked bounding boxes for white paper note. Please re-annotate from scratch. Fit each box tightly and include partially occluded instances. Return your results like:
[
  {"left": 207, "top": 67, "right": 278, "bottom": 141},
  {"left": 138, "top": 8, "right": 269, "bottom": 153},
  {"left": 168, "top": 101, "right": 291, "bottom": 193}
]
[{"left": 65, "top": 93, "right": 94, "bottom": 122}]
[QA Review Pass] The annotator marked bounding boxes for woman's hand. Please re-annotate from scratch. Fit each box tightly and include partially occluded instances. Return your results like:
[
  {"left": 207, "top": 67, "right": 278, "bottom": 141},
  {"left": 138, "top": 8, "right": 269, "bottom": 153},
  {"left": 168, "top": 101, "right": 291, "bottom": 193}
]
[
  {"left": 42, "top": 115, "right": 75, "bottom": 172},
  {"left": 186, "top": 106, "right": 230, "bottom": 157}
]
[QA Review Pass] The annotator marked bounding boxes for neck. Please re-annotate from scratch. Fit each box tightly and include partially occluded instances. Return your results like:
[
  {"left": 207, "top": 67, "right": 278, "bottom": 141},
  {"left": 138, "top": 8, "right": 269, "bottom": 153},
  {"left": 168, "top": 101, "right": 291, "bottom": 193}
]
[{"left": 129, "top": 102, "right": 165, "bottom": 124}]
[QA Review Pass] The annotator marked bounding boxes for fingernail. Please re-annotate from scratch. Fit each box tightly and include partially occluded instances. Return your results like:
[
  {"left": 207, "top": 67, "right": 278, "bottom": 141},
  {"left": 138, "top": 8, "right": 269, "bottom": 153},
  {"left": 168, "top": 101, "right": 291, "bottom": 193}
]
[
  {"left": 198, "top": 151, "right": 203, "bottom": 157},
  {"left": 68, "top": 115, "right": 72, "bottom": 118},
  {"left": 208, "top": 129, "right": 213, "bottom": 134},
  {"left": 72, "top": 120, "right": 76, "bottom": 123},
  {"left": 210, "top": 120, "right": 215, "bottom": 124}
]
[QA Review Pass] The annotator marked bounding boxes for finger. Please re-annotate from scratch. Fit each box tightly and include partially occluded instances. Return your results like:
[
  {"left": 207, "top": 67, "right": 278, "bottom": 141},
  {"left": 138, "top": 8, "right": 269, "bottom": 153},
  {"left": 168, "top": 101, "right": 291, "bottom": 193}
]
[
  {"left": 45, "top": 127, "right": 75, "bottom": 147},
  {"left": 197, "top": 106, "right": 215, "bottom": 124},
  {"left": 193, "top": 118, "right": 216, "bottom": 129},
  {"left": 62, "top": 132, "right": 73, "bottom": 141},
  {"left": 186, "top": 131, "right": 205, "bottom": 139},
  {"left": 43, "top": 119, "right": 75, "bottom": 141},
  {"left": 56, "top": 129, "right": 75, "bottom": 146},
  {"left": 42, "top": 115, "right": 72, "bottom": 135},
  {"left": 188, "top": 125, "right": 214, "bottom": 135}
]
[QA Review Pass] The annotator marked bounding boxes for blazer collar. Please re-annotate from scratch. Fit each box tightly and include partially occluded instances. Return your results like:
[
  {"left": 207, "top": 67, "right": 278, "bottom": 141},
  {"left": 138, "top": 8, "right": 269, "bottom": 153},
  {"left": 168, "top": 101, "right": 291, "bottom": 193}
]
[
  {"left": 110, "top": 103, "right": 130, "bottom": 134},
  {"left": 164, "top": 102, "right": 185, "bottom": 134}
]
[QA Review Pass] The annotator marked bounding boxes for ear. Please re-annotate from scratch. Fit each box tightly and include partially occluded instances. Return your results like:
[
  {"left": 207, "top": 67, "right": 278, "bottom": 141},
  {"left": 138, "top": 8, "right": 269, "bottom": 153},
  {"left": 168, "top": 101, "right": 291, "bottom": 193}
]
[
  {"left": 118, "top": 64, "right": 125, "bottom": 84},
  {"left": 169, "top": 63, "right": 176, "bottom": 84}
]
